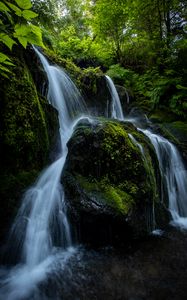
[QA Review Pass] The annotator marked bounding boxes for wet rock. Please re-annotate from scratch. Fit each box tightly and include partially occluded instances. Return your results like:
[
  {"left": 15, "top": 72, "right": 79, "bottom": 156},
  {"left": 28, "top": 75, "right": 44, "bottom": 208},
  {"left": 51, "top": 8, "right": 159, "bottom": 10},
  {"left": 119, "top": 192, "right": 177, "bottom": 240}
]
[{"left": 62, "top": 118, "right": 167, "bottom": 246}]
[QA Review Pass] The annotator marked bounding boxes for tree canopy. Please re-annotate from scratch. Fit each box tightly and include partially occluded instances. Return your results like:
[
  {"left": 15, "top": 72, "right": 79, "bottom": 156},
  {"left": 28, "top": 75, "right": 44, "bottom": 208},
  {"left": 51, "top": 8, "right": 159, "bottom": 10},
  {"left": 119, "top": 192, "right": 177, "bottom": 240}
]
[{"left": 0, "top": 0, "right": 186, "bottom": 116}]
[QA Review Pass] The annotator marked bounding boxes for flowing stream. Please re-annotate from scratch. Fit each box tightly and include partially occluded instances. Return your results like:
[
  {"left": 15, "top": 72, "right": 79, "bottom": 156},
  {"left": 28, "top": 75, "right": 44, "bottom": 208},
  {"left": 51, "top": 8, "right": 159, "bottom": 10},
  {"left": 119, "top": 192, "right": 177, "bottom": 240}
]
[
  {"left": 0, "top": 48, "right": 88, "bottom": 300},
  {"left": 106, "top": 75, "right": 187, "bottom": 230}
]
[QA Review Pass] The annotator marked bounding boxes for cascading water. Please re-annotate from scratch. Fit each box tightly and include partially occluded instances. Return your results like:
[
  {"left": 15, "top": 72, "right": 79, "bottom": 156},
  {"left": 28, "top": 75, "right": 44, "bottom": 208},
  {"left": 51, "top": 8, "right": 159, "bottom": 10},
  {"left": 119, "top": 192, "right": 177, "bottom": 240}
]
[
  {"left": 106, "top": 75, "right": 187, "bottom": 230},
  {"left": 139, "top": 129, "right": 187, "bottom": 229},
  {"left": 1, "top": 53, "right": 187, "bottom": 299},
  {"left": 0, "top": 48, "right": 88, "bottom": 300},
  {"left": 105, "top": 75, "right": 124, "bottom": 120},
  {"left": 128, "top": 133, "right": 144, "bottom": 156}
]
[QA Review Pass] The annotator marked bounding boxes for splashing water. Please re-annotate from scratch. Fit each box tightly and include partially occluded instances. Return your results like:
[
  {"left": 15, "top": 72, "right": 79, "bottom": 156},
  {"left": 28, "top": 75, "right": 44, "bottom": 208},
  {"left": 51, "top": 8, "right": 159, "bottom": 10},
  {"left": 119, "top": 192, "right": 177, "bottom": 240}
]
[{"left": 0, "top": 48, "right": 88, "bottom": 299}]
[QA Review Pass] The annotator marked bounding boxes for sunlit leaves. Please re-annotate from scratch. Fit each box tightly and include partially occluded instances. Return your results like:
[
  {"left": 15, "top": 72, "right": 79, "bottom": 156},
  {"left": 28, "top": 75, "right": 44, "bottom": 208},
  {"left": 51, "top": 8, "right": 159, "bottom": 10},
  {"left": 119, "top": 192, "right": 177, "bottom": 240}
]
[
  {"left": 6, "top": 1, "right": 38, "bottom": 20},
  {"left": 0, "top": 1, "right": 10, "bottom": 12},
  {"left": 0, "top": 0, "right": 44, "bottom": 77},
  {"left": 13, "top": 24, "right": 44, "bottom": 48},
  {"left": 22, "top": 10, "right": 38, "bottom": 20},
  {"left": 14, "top": 0, "right": 32, "bottom": 10},
  {"left": 5, "top": 2, "right": 22, "bottom": 16}
]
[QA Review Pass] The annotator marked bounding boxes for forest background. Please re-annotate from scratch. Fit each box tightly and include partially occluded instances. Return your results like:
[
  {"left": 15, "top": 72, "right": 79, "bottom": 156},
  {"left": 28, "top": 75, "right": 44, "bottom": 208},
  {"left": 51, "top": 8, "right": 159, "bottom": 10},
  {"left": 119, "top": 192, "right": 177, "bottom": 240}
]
[{"left": 0, "top": 0, "right": 186, "bottom": 119}]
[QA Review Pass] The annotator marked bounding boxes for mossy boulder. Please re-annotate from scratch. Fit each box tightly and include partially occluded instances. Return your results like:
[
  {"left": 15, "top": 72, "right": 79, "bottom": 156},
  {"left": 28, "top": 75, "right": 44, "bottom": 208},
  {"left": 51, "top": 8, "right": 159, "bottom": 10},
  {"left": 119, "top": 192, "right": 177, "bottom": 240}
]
[{"left": 62, "top": 118, "right": 164, "bottom": 246}]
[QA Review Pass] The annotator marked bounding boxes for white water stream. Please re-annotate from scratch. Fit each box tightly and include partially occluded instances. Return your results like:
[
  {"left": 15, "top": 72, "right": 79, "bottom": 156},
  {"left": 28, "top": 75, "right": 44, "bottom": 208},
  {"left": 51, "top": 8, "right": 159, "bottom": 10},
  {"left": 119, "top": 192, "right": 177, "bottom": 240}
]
[
  {"left": 140, "top": 129, "right": 187, "bottom": 229},
  {"left": 105, "top": 75, "right": 124, "bottom": 120},
  {"left": 0, "top": 48, "right": 88, "bottom": 300},
  {"left": 106, "top": 75, "right": 187, "bottom": 230}
]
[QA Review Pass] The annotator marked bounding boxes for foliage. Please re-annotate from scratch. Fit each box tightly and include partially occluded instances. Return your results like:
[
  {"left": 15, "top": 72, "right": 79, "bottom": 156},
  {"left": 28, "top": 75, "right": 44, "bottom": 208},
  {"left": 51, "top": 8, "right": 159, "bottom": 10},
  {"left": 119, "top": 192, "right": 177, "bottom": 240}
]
[
  {"left": 107, "top": 62, "right": 187, "bottom": 117},
  {"left": 1, "top": 0, "right": 186, "bottom": 116},
  {"left": 0, "top": 0, "right": 44, "bottom": 77},
  {"left": 107, "top": 64, "right": 135, "bottom": 85}
]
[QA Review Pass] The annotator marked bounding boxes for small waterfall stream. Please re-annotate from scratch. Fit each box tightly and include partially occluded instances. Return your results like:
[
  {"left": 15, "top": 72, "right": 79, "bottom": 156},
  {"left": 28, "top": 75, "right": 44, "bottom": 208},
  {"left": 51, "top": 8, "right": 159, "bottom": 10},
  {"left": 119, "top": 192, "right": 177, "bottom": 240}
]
[
  {"left": 106, "top": 75, "right": 187, "bottom": 230},
  {"left": 128, "top": 133, "right": 145, "bottom": 156},
  {"left": 140, "top": 129, "right": 187, "bottom": 229},
  {"left": 105, "top": 75, "right": 124, "bottom": 120}
]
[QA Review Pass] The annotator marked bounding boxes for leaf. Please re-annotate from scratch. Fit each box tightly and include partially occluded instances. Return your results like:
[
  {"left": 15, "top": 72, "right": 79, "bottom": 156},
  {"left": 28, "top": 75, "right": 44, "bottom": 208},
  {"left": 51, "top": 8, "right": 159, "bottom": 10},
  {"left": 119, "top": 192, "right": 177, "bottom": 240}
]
[
  {"left": 0, "top": 33, "right": 16, "bottom": 50},
  {"left": 3, "top": 60, "right": 15, "bottom": 66},
  {"left": 0, "top": 64, "right": 11, "bottom": 73},
  {"left": 0, "top": 52, "right": 11, "bottom": 63},
  {"left": 22, "top": 10, "right": 38, "bottom": 20},
  {"left": 176, "top": 84, "right": 187, "bottom": 90},
  {"left": 0, "top": 71, "right": 9, "bottom": 78},
  {"left": 6, "top": 2, "right": 22, "bottom": 16},
  {"left": 0, "top": 52, "right": 15, "bottom": 67},
  {"left": 14, "top": 23, "right": 30, "bottom": 35},
  {"left": 13, "top": 24, "right": 44, "bottom": 48},
  {"left": 27, "top": 25, "right": 45, "bottom": 47},
  {"left": 17, "top": 36, "right": 28, "bottom": 48},
  {"left": 14, "top": 0, "right": 32, "bottom": 10},
  {"left": 0, "top": 1, "right": 10, "bottom": 12}
]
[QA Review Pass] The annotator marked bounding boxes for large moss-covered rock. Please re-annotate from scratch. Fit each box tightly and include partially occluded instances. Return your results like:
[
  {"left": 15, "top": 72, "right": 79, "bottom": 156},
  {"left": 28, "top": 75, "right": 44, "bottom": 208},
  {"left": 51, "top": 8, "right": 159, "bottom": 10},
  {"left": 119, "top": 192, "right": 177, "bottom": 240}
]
[{"left": 62, "top": 118, "right": 163, "bottom": 245}]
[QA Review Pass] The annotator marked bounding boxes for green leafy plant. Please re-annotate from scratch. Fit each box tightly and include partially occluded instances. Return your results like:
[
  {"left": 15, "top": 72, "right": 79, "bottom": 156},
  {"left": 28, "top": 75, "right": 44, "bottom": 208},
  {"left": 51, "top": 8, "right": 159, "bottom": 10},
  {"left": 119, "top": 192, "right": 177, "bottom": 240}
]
[{"left": 0, "top": 0, "right": 44, "bottom": 77}]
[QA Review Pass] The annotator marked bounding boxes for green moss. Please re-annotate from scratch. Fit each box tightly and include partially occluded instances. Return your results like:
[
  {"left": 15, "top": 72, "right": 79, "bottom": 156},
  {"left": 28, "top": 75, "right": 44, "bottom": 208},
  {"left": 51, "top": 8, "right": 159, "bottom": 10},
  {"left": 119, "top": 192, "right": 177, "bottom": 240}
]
[
  {"left": 104, "top": 187, "right": 134, "bottom": 214},
  {"left": 102, "top": 121, "right": 137, "bottom": 155},
  {"left": 0, "top": 56, "right": 50, "bottom": 171},
  {"left": 44, "top": 48, "right": 82, "bottom": 75},
  {"left": 0, "top": 52, "right": 56, "bottom": 239},
  {"left": 99, "top": 121, "right": 143, "bottom": 181},
  {"left": 77, "top": 175, "right": 134, "bottom": 215}
]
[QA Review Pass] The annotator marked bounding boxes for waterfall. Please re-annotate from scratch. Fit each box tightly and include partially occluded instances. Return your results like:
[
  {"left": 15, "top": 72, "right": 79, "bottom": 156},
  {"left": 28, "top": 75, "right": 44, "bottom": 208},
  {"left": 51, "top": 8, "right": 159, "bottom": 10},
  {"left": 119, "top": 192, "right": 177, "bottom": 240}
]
[
  {"left": 18, "top": 47, "right": 87, "bottom": 266},
  {"left": 0, "top": 48, "right": 88, "bottom": 299},
  {"left": 105, "top": 75, "right": 124, "bottom": 120},
  {"left": 107, "top": 76, "right": 187, "bottom": 230},
  {"left": 139, "top": 129, "right": 187, "bottom": 229}
]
